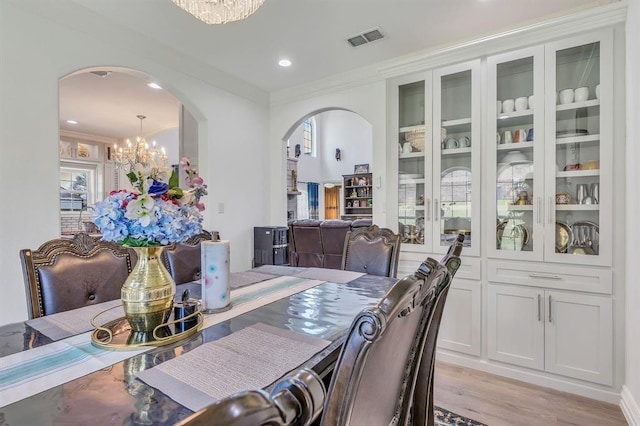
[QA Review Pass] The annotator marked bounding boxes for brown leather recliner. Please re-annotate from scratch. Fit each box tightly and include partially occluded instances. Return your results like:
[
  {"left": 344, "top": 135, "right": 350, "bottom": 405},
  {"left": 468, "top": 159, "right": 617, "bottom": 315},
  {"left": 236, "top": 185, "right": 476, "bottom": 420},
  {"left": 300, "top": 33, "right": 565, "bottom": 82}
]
[
  {"left": 289, "top": 219, "right": 324, "bottom": 267},
  {"left": 319, "top": 220, "right": 352, "bottom": 269},
  {"left": 20, "top": 233, "right": 134, "bottom": 319},
  {"left": 288, "top": 219, "right": 374, "bottom": 269}
]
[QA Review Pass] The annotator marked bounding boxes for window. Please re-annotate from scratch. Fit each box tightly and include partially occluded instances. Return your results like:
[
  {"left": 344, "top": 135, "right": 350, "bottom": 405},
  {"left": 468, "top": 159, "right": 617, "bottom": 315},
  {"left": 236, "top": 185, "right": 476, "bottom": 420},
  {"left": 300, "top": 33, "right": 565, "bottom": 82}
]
[
  {"left": 60, "top": 164, "right": 96, "bottom": 212},
  {"left": 302, "top": 118, "right": 314, "bottom": 155}
]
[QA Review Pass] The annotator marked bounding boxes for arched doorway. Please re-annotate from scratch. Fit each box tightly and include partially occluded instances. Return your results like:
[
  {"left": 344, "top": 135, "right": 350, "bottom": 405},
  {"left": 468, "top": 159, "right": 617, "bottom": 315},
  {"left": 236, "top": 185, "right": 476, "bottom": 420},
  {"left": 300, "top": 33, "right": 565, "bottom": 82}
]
[
  {"left": 284, "top": 109, "right": 373, "bottom": 221},
  {"left": 58, "top": 67, "right": 197, "bottom": 235}
]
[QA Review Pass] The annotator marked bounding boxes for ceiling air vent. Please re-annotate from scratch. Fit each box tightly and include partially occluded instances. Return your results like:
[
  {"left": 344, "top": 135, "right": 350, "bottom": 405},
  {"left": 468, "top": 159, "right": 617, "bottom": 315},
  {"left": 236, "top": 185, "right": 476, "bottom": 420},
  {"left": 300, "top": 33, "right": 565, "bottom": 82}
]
[{"left": 347, "top": 28, "right": 384, "bottom": 48}]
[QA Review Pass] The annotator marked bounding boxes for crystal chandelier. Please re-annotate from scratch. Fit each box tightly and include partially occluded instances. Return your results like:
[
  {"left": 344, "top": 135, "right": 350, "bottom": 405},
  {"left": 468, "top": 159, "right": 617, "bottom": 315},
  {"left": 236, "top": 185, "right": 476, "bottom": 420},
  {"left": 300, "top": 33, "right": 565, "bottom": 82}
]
[
  {"left": 172, "top": 0, "right": 265, "bottom": 25},
  {"left": 112, "top": 115, "right": 168, "bottom": 170}
]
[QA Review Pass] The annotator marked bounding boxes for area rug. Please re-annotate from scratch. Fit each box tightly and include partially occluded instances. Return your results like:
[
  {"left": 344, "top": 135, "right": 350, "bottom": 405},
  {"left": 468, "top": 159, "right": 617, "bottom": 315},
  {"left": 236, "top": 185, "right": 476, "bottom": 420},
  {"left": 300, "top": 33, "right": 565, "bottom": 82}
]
[{"left": 435, "top": 406, "right": 487, "bottom": 426}]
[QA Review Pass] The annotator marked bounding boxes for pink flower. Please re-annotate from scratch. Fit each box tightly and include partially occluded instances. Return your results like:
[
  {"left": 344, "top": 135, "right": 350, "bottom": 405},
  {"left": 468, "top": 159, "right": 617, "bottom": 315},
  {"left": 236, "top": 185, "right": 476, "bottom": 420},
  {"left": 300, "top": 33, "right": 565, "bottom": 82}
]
[
  {"left": 192, "top": 176, "right": 204, "bottom": 186},
  {"left": 196, "top": 202, "right": 205, "bottom": 211}
]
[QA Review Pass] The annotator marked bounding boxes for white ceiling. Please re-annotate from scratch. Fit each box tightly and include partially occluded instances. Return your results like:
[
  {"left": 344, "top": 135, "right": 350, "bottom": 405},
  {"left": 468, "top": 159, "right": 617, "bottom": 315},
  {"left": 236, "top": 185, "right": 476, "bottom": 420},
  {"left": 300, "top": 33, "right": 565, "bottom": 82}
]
[{"left": 56, "top": 0, "right": 618, "bottom": 139}]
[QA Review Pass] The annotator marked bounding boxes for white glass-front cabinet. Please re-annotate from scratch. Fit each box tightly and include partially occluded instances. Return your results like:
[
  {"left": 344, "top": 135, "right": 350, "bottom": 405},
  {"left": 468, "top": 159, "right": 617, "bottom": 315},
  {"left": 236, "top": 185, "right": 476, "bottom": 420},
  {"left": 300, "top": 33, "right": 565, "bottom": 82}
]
[
  {"left": 395, "top": 72, "right": 432, "bottom": 252},
  {"left": 487, "top": 46, "right": 545, "bottom": 260},
  {"left": 544, "top": 31, "right": 613, "bottom": 267},
  {"left": 393, "top": 60, "right": 481, "bottom": 257},
  {"left": 432, "top": 60, "right": 481, "bottom": 257},
  {"left": 487, "top": 31, "right": 612, "bottom": 266}
]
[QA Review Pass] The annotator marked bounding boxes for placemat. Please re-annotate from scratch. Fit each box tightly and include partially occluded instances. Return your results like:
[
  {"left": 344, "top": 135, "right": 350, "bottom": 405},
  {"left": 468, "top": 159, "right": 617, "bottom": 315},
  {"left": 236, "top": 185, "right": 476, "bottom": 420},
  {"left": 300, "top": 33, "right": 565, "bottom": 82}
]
[
  {"left": 136, "top": 323, "right": 330, "bottom": 412},
  {"left": 25, "top": 299, "right": 124, "bottom": 341}
]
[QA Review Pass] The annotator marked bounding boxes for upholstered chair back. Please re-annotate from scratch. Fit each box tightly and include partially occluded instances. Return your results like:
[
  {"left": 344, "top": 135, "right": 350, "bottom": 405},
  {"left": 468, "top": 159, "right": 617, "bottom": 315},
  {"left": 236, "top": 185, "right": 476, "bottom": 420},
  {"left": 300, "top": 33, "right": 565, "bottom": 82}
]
[
  {"left": 321, "top": 257, "right": 451, "bottom": 425},
  {"left": 20, "top": 233, "right": 134, "bottom": 319},
  {"left": 162, "top": 231, "right": 213, "bottom": 285},
  {"left": 341, "top": 225, "right": 401, "bottom": 278}
]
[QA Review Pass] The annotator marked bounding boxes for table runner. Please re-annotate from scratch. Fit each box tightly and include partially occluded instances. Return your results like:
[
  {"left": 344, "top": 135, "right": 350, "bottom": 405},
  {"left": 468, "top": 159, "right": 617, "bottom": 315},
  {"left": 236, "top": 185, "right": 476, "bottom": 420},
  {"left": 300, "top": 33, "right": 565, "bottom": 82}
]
[
  {"left": 0, "top": 275, "right": 324, "bottom": 408},
  {"left": 137, "top": 323, "right": 330, "bottom": 412},
  {"left": 293, "top": 268, "right": 364, "bottom": 284},
  {"left": 25, "top": 271, "right": 283, "bottom": 341}
]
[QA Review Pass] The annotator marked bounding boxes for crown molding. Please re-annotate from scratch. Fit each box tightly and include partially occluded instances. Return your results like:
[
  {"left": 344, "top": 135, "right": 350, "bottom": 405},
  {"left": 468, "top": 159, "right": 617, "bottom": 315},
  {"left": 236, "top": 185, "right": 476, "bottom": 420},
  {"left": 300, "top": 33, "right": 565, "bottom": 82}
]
[
  {"left": 270, "top": 2, "right": 627, "bottom": 107},
  {"left": 60, "top": 129, "right": 117, "bottom": 144}
]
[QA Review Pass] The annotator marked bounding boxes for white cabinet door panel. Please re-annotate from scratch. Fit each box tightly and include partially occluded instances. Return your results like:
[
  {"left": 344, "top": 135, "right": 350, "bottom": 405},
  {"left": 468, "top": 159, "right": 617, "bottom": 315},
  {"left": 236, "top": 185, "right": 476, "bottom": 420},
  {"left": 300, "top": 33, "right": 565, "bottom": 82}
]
[
  {"left": 488, "top": 284, "right": 544, "bottom": 370},
  {"left": 545, "top": 291, "right": 613, "bottom": 385},
  {"left": 438, "top": 278, "right": 481, "bottom": 356}
]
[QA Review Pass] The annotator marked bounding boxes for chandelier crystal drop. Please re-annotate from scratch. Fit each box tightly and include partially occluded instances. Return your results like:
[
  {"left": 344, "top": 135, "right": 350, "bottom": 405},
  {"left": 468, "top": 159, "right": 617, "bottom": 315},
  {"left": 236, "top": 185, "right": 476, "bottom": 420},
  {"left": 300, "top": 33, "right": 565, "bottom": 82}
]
[
  {"left": 172, "top": 0, "right": 265, "bottom": 25},
  {"left": 112, "top": 115, "right": 168, "bottom": 171}
]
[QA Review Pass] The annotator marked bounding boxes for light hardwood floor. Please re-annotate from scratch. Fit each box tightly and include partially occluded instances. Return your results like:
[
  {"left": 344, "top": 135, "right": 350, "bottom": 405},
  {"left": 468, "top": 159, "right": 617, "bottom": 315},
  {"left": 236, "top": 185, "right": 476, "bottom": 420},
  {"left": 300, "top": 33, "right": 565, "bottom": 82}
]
[{"left": 434, "top": 362, "right": 627, "bottom": 425}]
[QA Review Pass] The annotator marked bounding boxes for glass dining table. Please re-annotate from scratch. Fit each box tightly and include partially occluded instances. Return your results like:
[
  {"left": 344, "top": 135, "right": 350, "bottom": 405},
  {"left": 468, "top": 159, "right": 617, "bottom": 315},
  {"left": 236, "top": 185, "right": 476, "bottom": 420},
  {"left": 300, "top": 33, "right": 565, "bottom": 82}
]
[{"left": 0, "top": 266, "right": 397, "bottom": 425}]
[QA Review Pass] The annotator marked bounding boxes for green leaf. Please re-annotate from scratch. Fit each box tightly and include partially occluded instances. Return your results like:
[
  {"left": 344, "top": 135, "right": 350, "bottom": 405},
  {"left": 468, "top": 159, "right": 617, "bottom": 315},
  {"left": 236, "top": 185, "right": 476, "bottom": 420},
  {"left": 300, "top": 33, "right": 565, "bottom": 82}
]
[
  {"left": 169, "top": 170, "right": 179, "bottom": 188},
  {"left": 127, "top": 172, "right": 138, "bottom": 185}
]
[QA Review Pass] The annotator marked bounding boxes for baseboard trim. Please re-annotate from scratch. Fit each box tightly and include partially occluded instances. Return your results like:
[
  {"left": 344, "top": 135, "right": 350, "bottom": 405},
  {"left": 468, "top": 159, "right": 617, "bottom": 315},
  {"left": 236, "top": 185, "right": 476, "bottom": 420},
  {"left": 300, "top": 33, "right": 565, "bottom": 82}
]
[
  {"left": 436, "top": 351, "right": 620, "bottom": 404},
  {"left": 621, "top": 386, "right": 640, "bottom": 426}
]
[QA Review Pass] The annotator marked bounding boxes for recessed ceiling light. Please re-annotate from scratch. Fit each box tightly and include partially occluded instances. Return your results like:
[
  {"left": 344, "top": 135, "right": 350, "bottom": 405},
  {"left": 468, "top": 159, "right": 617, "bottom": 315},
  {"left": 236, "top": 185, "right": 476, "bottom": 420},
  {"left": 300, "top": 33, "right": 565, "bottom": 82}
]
[
  {"left": 278, "top": 59, "right": 292, "bottom": 67},
  {"left": 148, "top": 82, "right": 162, "bottom": 89},
  {"left": 66, "top": 120, "right": 78, "bottom": 124}
]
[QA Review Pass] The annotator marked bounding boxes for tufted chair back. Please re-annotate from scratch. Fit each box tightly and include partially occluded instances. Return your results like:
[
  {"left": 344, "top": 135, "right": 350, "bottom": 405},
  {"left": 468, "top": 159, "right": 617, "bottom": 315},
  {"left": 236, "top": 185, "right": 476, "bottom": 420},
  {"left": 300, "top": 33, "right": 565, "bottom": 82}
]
[
  {"left": 20, "top": 233, "right": 134, "bottom": 319},
  {"left": 341, "top": 225, "right": 401, "bottom": 278},
  {"left": 161, "top": 231, "right": 214, "bottom": 285}
]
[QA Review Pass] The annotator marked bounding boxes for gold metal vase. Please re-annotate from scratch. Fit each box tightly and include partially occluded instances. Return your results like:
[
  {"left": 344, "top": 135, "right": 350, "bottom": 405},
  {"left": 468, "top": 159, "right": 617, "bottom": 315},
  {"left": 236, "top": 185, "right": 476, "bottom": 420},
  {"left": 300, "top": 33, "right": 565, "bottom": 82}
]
[{"left": 121, "top": 246, "right": 175, "bottom": 344}]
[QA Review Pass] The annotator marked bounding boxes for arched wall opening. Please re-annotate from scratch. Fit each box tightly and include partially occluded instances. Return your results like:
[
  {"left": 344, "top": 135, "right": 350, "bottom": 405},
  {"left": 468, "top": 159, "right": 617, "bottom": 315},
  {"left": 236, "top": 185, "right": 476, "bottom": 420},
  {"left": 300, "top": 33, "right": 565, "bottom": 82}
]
[
  {"left": 57, "top": 66, "right": 202, "bottom": 235},
  {"left": 283, "top": 108, "right": 373, "bottom": 222}
]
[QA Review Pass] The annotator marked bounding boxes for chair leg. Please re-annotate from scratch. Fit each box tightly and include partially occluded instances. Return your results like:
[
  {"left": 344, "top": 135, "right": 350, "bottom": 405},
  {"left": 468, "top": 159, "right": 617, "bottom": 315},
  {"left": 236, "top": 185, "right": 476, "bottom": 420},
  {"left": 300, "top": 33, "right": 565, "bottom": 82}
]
[{"left": 427, "top": 368, "right": 435, "bottom": 426}]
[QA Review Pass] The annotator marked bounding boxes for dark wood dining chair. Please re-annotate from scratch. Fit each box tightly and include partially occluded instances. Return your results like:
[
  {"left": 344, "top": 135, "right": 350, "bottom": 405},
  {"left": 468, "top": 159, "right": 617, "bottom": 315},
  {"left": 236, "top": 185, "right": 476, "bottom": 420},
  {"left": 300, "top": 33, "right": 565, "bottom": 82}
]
[
  {"left": 340, "top": 225, "right": 401, "bottom": 278},
  {"left": 412, "top": 233, "right": 465, "bottom": 426},
  {"left": 161, "top": 230, "right": 214, "bottom": 285},
  {"left": 321, "top": 255, "right": 451, "bottom": 425},
  {"left": 175, "top": 368, "right": 326, "bottom": 426},
  {"left": 19, "top": 232, "right": 135, "bottom": 318}
]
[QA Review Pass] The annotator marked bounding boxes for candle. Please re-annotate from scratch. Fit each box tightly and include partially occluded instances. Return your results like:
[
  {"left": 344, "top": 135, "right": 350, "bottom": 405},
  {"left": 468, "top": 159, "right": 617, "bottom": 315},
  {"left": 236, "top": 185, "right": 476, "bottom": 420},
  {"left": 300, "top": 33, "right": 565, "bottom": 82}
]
[{"left": 201, "top": 240, "right": 231, "bottom": 313}]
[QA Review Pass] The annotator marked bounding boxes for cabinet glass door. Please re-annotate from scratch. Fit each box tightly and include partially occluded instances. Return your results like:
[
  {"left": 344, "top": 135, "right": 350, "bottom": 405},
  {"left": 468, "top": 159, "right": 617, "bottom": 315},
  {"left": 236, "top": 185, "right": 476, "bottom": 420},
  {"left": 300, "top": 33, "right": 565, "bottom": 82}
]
[
  {"left": 433, "top": 61, "right": 480, "bottom": 256},
  {"left": 398, "top": 78, "right": 430, "bottom": 248},
  {"left": 545, "top": 31, "right": 612, "bottom": 266},
  {"left": 487, "top": 47, "right": 544, "bottom": 260}
]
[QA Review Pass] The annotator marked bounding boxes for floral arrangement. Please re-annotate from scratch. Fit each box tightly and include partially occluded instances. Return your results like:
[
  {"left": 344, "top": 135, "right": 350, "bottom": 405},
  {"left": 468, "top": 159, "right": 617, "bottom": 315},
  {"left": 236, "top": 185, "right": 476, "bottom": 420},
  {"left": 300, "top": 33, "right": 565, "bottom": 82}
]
[{"left": 93, "top": 155, "right": 207, "bottom": 247}]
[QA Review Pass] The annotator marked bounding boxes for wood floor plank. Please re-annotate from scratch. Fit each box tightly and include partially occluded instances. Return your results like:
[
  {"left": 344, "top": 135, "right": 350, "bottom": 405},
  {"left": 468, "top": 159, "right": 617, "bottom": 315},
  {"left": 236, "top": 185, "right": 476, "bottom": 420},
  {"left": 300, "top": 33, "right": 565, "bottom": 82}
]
[{"left": 433, "top": 361, "right": 627, "bottom": 426}]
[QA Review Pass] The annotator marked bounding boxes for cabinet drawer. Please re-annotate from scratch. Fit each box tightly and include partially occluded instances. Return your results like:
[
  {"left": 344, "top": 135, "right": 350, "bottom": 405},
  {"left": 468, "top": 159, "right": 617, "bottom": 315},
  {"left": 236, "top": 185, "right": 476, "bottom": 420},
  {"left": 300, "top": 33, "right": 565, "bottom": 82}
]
[{"left": 487, "top": 260, "right": 611, "bottom": 294}]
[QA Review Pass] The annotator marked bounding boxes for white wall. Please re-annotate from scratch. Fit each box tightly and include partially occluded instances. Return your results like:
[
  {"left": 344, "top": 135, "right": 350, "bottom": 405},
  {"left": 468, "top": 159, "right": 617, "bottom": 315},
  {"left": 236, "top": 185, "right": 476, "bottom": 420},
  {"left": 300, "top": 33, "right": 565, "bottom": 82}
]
[
  {"left": 316, "top": 110, "right": 373, "bottom": 182},
  {"left": 0, "top": 1, "right": 270, "bottom": 325},
  {"left": 624, "top": 0, "right": 640, "bottom": 421},
  {"left": 148, "top": 127, "right": 180, "bottom": 167}
]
